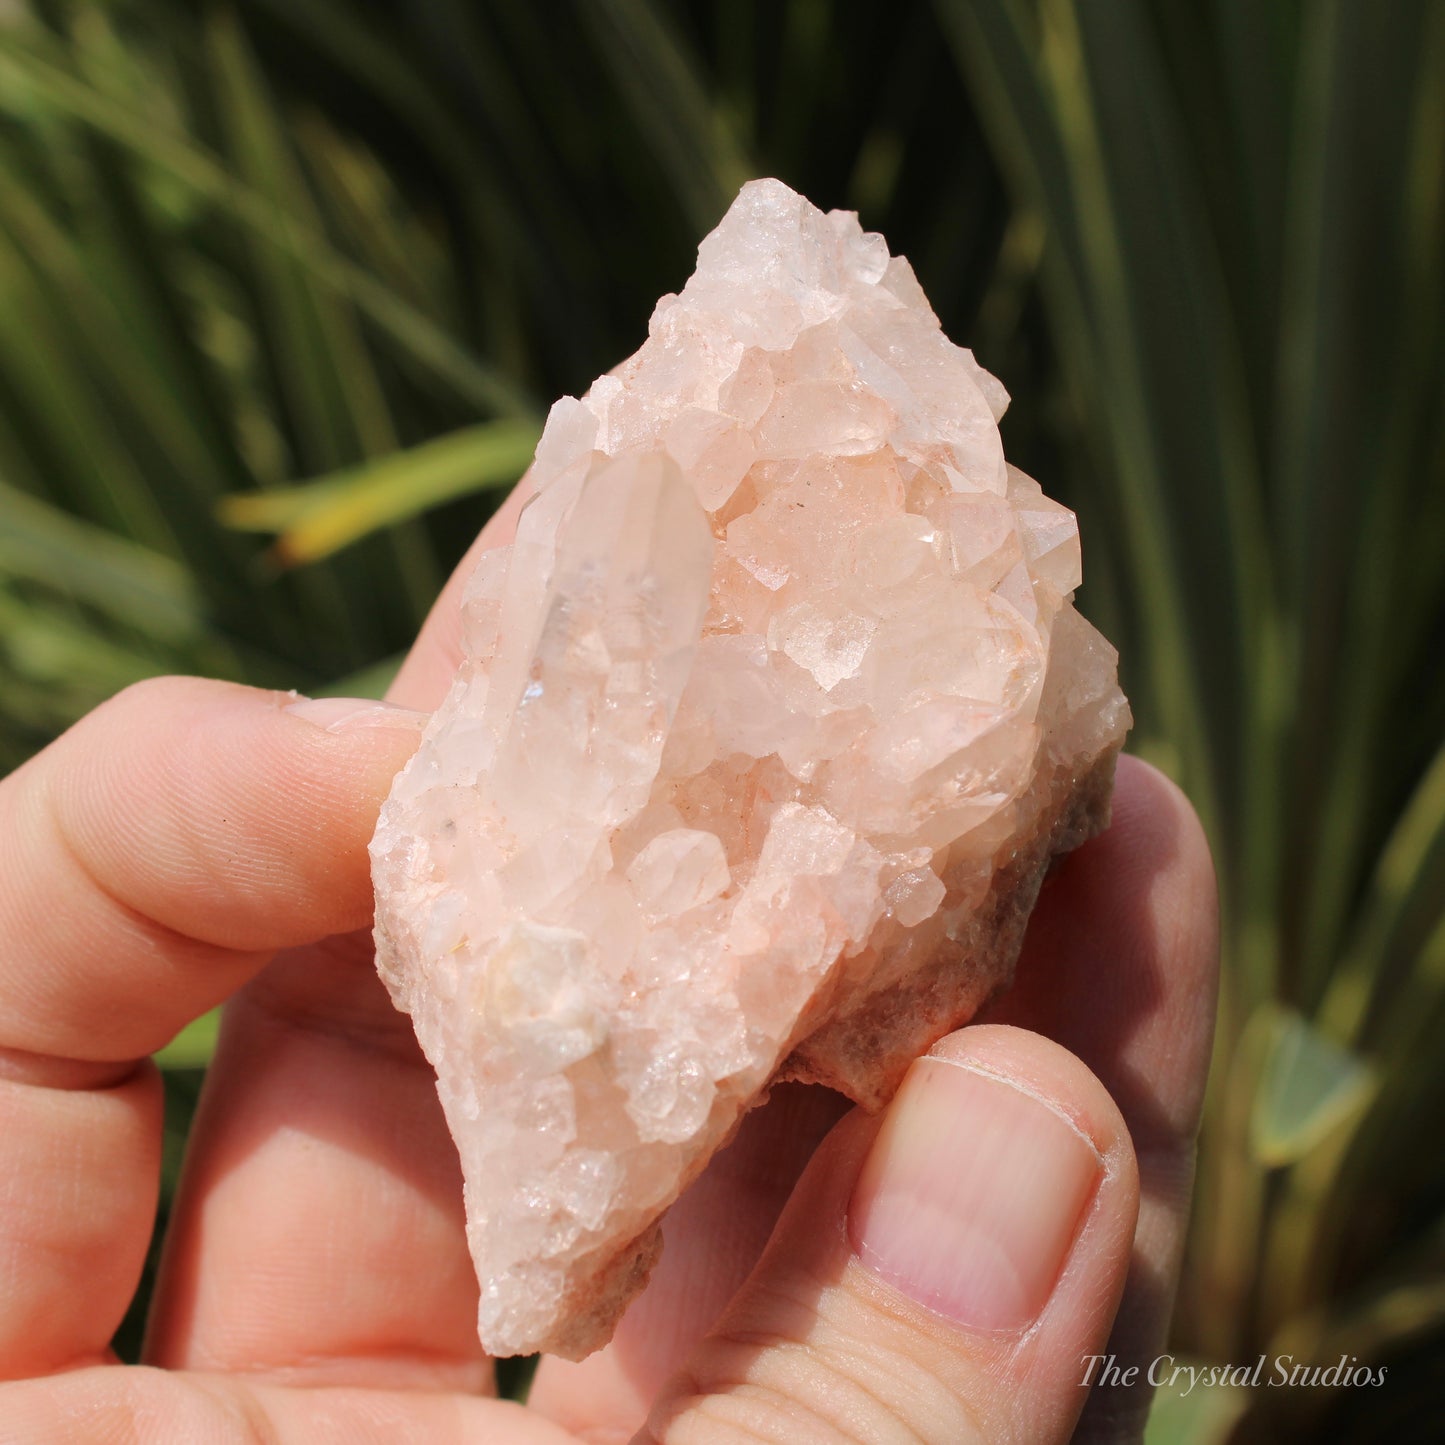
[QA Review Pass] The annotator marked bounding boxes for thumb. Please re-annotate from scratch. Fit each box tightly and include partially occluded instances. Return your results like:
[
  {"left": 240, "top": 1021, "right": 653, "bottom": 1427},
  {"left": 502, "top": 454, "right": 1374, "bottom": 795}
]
[{"left": 639, "top": 1024, "right": 1139, "bottom": 1445}]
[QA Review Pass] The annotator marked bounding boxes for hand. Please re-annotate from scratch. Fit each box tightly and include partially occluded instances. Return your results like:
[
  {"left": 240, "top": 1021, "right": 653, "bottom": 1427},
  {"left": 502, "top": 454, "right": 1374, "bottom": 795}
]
[{"left": 0, "top": 487, "right": 1217, "bottom": 1444}]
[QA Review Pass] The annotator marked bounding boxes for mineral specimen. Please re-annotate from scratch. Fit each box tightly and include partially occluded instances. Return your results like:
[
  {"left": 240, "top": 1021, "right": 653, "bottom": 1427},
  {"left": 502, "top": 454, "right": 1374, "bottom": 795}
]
[{"left": 370, "top": 178, "right": 1130, "bottom": 1360}]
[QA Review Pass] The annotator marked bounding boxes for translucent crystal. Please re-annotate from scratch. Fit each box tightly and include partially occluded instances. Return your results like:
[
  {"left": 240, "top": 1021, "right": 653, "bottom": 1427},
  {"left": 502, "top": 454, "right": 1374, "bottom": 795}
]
[{"left": 371, "top": 179, "right": 1130, "bottom": 1360}]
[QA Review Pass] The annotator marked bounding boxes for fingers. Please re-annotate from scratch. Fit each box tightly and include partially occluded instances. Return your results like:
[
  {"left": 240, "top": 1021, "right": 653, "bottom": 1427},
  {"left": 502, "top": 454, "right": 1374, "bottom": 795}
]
[
  {"left": 639, "top": 1026, "right": 1138, "bottom": 1445},
  {"left": 0, "top": 1365, "right": 578, "bottom": 1445},
  {"left": 981, "top": 755, "right": 1218, "bottom": 1438},
  {"left": 0, "top": 679, "right": 424, "bottom": 1380},
  {"left": 0, "top": 1063, "right": 162, "bottom": 1378},
  {"left": 143, "top": 936, "right": 491, "bottom": 1393}
]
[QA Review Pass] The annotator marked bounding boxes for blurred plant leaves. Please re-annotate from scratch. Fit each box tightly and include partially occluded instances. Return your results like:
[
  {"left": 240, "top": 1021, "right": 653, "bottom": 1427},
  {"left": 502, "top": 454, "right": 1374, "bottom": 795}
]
[
  {"left": 0, "top": 21, "right": 531, "bottom": 417},
  {"left": 578, "top": 0, "right": 750, "bottom": 229}
]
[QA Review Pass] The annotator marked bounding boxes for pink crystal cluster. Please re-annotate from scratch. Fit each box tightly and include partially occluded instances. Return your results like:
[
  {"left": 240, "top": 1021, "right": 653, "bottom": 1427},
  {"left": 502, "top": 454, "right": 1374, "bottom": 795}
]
[{"left": 370, "top": 179, "right": 1130, "bottom": 1360}]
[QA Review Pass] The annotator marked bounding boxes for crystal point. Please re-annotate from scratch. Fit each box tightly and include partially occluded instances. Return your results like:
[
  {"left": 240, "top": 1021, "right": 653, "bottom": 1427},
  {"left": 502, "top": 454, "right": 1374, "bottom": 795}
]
[{"left": 371, "top": 179, "right": 1130, "bottom": 1360}]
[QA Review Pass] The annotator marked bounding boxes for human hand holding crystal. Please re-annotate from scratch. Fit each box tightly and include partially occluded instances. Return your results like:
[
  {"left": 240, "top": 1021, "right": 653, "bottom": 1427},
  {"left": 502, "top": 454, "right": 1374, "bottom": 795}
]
[{"left": 0, "top": 490, "right": 1217, "bottom": 1444}]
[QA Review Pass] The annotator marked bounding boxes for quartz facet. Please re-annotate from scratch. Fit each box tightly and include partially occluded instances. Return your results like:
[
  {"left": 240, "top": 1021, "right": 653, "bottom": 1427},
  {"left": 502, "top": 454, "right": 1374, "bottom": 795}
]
[{"left": 370, "top": 179, "right": 1131, "bottom": 1360}]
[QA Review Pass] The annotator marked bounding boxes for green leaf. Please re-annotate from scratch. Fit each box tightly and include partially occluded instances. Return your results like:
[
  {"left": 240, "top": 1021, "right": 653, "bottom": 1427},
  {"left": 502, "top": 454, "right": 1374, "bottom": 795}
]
[
  {"left": 219, "top": 418, "right": 540, "bottom": 562},
  {"left": 317, "top": 651, "right": 405, "bottom": 702},
  {"left": 154, "top": 1008, "right": 221, "bottom": 1071},
  {"left": 0, "top": 483, "right": 205, "bottom": 646},
  {"left": 1249, "top": 1006, "right": 1374, "bottom": 1168},
  {"left": 1322, "top": 736, "right": 1445, "bottom": 1048},
  {"left": 1143, "top": 1368, "right": 1250, "bottom": 1445}
]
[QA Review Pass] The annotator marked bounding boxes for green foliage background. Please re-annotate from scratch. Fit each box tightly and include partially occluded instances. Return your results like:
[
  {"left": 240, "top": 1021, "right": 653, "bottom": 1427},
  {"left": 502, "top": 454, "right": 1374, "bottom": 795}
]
[{"left": 1, "top": 2, "right": 1442, "bottom": 1438}]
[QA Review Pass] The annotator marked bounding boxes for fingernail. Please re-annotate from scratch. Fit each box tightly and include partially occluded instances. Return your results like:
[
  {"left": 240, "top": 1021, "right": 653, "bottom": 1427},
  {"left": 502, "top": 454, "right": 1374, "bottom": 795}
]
[
  {"left": 847, "top": 1056, "right": 1101, "bottom": 1331},
  {"left": 283, "top": 695, "right": 429, "bottom": 734}
]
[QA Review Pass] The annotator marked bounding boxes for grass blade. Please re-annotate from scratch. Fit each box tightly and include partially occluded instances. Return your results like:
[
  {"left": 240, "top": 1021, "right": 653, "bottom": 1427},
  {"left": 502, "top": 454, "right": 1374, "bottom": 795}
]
[{"left": 219, "top": 418, "right": 539, "bottom": 563}]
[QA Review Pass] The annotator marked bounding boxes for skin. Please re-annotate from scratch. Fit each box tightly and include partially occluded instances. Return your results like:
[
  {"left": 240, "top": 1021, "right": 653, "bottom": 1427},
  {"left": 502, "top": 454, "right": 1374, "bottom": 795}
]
[{"left": 0, "top": 490, "right": 1217, "bottom": 1443}]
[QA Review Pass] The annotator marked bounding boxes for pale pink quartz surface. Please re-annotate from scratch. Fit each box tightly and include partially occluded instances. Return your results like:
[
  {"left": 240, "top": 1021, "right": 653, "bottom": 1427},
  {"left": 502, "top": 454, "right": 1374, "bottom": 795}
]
[{"left": 370, "top": 179, "right": 1130, "bottom": 1359}]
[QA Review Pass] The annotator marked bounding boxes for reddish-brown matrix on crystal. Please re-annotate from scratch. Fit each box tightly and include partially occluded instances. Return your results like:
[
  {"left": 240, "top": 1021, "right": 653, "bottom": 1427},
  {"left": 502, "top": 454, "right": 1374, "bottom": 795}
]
[{"left": 370, "top": 179, "right": 1130, "bottom": 1360}]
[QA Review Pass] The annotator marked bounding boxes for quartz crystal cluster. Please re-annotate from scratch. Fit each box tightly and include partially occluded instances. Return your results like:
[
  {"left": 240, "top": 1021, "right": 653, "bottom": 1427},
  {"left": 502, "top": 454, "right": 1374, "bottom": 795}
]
[{"left": 370, "top": 179, "right": 1130, "bottom": 1360}]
